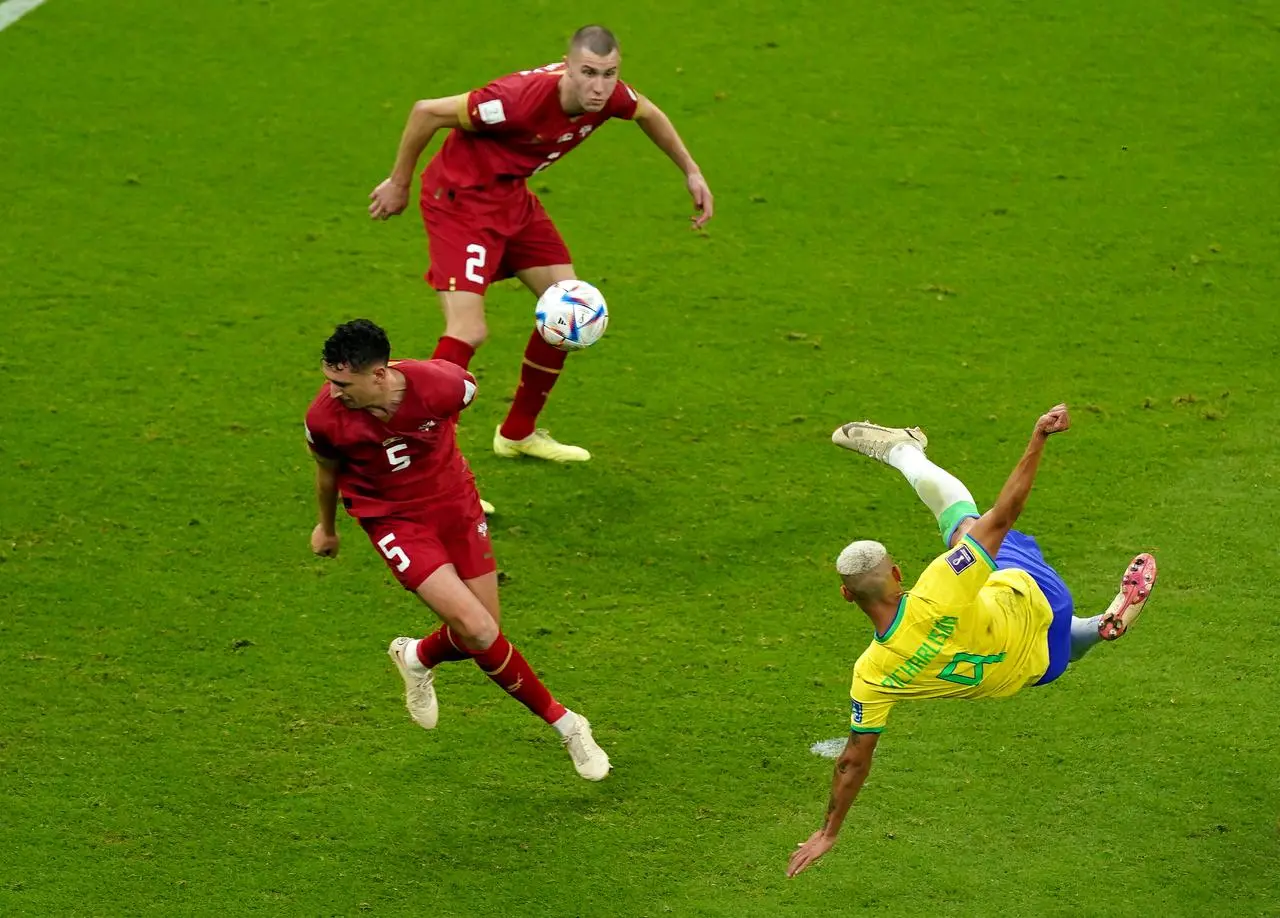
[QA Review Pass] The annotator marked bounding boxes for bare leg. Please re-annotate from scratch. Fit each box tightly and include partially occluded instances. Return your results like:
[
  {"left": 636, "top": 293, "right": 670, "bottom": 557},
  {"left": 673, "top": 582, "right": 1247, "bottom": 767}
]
[
  {"left": 414, "top": 565, "right": 499, "bottom": 651},
  {"left": 461, "top": 570, "right": 501, "bottom": 631},
  {"left": 435, "top": 289, "right": 488, "bottom": 349},
  {"left": 515, "top": 263, "right": 576, "bottom": 298}
]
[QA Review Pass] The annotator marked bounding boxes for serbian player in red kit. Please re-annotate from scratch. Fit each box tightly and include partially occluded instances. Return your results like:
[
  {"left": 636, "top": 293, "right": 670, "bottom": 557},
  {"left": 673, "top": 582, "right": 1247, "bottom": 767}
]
[
  {"left": 368, "top": 25, "right": 714, "bottom": 468},
  {"left": 305, "top": 319, "right": 610, "bottom": 781}
]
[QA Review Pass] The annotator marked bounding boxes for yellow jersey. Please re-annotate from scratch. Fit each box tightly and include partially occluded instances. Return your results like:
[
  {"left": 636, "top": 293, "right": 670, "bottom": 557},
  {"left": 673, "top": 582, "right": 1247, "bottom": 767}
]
[{"left": 848, "top": 534, "right": 1054, "bottom": 733}]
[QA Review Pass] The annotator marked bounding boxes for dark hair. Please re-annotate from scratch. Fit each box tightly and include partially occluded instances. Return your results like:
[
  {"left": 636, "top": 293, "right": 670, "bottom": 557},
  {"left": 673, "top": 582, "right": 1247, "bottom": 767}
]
[
  {"left": 569, "top": 25, "right": 618, "bottom": 56},
  {"left": 322, "top": 319, "right": 390, "bottom": 371}
]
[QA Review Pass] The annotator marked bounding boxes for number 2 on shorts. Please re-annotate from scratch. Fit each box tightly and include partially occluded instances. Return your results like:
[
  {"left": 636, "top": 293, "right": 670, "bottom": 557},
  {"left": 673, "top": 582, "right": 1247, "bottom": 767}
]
[
  {"left": 377, "top": 533, "right": 410, "bottom": 572},
  {"left": 464, "top": 244, "right": 486, "bottom": 284}
]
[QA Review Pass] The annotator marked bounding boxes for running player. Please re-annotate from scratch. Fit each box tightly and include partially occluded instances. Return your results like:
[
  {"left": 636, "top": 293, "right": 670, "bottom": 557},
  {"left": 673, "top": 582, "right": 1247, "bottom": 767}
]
[{"left": 304, "top": 318, "right": 610, "bottom": 781}]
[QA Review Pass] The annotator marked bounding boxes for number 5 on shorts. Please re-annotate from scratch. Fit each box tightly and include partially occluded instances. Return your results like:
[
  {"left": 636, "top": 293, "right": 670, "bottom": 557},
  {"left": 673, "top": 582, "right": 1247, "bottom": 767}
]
[
  {"left": 377, "top": 533, "right": 410, "bottom": 572},
  {"left": 465, "top": 244, "right": 486, "bottom": 284}
]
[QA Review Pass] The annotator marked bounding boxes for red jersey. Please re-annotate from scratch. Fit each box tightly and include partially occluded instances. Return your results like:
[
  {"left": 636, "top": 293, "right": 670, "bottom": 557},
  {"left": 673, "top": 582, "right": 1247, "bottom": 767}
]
[
  {"left": 423, "top": 63, "right": 640, "bottom": 192},
  {"left": 304, "top": 360, "right": 478, "bottom": 518}
]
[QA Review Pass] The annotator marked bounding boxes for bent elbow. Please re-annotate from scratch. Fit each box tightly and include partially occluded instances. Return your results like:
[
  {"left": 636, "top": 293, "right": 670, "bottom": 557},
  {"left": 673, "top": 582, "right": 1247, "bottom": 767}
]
[{"left": 412, "top": 98, "right": 450, "bottom": 123}]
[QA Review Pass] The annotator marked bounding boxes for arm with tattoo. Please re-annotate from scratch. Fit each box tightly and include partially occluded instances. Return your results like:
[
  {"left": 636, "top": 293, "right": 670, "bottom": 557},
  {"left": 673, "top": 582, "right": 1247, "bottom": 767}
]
[{"left": 787, "top": 730, "right": 881, "bottom": 877}]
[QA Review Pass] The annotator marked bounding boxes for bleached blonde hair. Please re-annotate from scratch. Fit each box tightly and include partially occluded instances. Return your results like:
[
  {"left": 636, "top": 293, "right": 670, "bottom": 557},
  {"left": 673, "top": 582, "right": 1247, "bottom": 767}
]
[
  {"left": 836, "top": 540, "right": 894, "bottom": 603},
  {"left": 836, "top": 540, "right": 888, "bottom": 577}
]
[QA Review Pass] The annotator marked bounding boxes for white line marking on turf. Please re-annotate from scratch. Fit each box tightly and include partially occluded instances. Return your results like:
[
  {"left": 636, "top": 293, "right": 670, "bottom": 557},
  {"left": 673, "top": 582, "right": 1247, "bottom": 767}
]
[
  {"left": 810, "top": 737, "right": 845, "bottom": 759},
  {"left": 0, "top": 0, "right": 50, "bottom": 32}
]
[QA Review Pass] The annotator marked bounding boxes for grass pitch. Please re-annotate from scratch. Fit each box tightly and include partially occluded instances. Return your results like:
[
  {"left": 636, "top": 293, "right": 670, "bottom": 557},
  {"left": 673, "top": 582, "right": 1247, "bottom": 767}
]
[{"left": 2, "top": 0, "right": 1278, "bottom": 914}]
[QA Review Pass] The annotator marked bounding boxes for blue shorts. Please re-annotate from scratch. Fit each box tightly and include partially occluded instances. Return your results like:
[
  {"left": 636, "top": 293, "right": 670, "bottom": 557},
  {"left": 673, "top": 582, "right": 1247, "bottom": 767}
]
[{"left": 995, "top": 530, "right": 1073, "bottom": 686}]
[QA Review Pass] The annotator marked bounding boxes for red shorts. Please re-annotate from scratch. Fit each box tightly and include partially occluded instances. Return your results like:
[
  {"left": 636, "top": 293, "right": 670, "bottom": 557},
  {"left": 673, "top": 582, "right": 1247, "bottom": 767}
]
[
  {"left": 359, "top": 494, "right": 495, "bottom": 591},
  {"left": 420, "top": 181, "right": 571, "bottom": 295}
]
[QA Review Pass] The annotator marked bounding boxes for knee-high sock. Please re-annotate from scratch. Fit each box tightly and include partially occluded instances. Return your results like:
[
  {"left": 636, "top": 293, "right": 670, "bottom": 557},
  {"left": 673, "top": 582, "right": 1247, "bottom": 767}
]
[
  {"left": 468, "top": 632, "right": 568, "bottom": 725},
  {"left": 499, "top": 332, "right": 567, "bottom": 441},
  {"left": 1069, "top": 615, "right": 1104, "bottom": 661},
  {"left": 886, "top": 443, "right": 980, "bottom": 545},
  {"left": 432, "top": 336, "right": 476, "bottom": 370},
  {"left": 414, "top": 625, "right": 472, "bottom": 669}
]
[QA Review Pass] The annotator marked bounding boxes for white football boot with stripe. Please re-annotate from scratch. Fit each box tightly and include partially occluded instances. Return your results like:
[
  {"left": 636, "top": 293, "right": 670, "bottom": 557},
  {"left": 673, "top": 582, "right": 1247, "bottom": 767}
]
[
  {"left": 387, "top": 637, "right": 439, "bottom": 730},
  {"left": 831, "top": 421, "right": 928, "bottom": 462},
  {"left": 561, "top": 714, "right": 610, "bottom": 781}
]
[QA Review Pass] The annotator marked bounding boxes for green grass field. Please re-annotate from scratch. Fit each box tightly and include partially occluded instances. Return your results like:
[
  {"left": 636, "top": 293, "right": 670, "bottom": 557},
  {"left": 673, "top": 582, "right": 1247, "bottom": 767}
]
[{"left": 3, "top": 0, "right": 1279, "bottom": 914}]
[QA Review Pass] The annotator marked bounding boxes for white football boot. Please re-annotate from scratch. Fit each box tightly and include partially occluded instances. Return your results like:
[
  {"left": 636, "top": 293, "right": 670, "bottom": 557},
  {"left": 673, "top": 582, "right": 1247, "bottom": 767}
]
[
  {"left": 493, "top": 426, "right": 590, "bottom": 462},
  {"left": 561, "top": 714, "right": 610, "bottom": 781},
  {"left": 387, "top": 637, "right": 439, "bottom": 730},
  {"left": 831, "top": 421, "right": 928, "bottom": 463}
]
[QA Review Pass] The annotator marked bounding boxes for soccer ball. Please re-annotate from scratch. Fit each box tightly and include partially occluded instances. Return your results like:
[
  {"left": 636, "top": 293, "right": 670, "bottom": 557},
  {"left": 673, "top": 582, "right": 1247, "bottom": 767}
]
[{"left": 535, "top": 280, "right": 609, "bottom": 351}]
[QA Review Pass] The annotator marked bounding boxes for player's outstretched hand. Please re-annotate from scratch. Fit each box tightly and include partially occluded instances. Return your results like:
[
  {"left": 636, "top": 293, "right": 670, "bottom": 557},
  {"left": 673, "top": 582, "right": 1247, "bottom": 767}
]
[
  {"left": 687, "top": 172, "right": 714, "bottom": 229},
  {"left": 1035, "top": 403, "right": 1070, "bottom": 438},
  {"left": 368, "top": 178, "right": 410, "bottom": 220},
  {"left": 786, "top": 830, "right": 835, "bottom": 878},
  {"left": 311, "top": 524, "right": 340, "bottom": 558}
]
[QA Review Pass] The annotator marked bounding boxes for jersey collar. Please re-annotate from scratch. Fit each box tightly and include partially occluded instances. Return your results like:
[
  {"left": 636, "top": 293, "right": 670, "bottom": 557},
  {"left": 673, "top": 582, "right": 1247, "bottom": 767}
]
[{"left": 874, "top": 595, "right": 907, "bottom": 643}]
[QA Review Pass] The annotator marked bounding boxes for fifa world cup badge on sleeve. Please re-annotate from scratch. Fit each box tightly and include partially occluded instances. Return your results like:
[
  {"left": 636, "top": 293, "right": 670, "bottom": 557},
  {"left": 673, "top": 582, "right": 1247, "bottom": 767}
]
[
  {"left": 947, "top": 544, "right": 976, "bottom": 574},
  {"left": 851, "top": 699, "right": 864, "bottom": 724}
]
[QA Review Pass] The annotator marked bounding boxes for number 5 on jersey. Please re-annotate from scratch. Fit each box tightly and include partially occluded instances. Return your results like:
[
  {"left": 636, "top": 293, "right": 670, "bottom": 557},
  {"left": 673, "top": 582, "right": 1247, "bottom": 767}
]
[
  {"left": 377, "top": 532, "right": 410, "bottom": 572},
  {"left": 386, "top": 443, "right": 411, "bottom": 472}
]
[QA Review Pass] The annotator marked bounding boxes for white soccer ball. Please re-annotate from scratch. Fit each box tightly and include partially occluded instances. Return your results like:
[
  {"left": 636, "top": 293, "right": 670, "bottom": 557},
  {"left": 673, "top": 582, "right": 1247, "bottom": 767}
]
[{"left": 535, "top": 280, "right": 609, "bottom": 351}]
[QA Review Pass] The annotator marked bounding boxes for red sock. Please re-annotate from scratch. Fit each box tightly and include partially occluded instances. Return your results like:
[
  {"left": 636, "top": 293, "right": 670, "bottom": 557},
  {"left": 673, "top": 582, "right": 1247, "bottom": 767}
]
[
  {"left": 499, "top": 331, "right": 567, "bottom": 441},
  {"left": 415, "top": 625, "right": 471, "bottom": 669},
  {"left": 469, "top": 632, "right": 567, "bottom": 724},
  {"left": 432, "top": 335, "right": 476, "bottom": 370}
]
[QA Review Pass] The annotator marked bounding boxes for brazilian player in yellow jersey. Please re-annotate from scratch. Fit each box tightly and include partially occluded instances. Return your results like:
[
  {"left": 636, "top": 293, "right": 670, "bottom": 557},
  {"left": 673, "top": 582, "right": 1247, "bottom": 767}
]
[{"left": 786, "top": 405, "right": 1159, "bottom": 878}]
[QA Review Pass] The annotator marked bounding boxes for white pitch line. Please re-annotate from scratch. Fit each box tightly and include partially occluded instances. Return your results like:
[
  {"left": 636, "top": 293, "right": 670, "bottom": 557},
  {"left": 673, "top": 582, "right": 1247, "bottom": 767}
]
[
  {"left": 810, "top": 737, "right": 846, "bottom": 759},
  {"left": 0, "top": 0, "right": 50, "bottom": 32}
]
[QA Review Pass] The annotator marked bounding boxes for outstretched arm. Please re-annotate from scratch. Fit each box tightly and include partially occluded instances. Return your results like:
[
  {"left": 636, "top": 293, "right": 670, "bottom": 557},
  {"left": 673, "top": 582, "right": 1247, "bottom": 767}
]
[
  {"left": 369, "top": 93, "right": 469, "bottom": 220},
  {"left": 787, "top": 730, "right": 880, "bottom": 877},
  {"left": 633, "top": 96, "right": 714, "bottom": 229},
  {"left": 963, "top": 404, "right": 1070, "bottom": 558}
]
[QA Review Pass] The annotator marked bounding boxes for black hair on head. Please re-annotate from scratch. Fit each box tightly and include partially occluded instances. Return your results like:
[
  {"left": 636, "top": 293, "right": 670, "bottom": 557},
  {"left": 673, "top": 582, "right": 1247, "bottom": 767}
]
[{"left": 322, "top": 319, "right": 391, "bottom": 371}]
